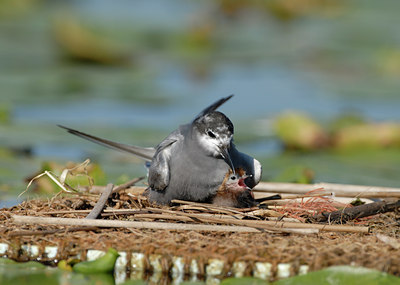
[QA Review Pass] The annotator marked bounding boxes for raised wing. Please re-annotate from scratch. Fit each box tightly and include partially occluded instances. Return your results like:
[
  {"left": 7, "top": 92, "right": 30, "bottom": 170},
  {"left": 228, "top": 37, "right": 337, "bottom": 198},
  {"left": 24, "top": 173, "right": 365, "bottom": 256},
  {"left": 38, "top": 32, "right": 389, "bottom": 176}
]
[
  {"left": 58, "top": 125, "right": 156, "bottom": 161},
  {"left": 148, "top": 137, "right": 178, "bottom": 191},
  {"left": 192, "top": 94, "right": 233, "bottom": 123}
]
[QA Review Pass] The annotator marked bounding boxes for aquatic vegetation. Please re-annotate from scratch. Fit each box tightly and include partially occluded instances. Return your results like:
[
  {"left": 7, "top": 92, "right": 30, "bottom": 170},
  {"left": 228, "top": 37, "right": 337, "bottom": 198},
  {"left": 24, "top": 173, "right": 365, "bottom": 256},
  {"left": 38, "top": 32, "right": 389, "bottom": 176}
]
[{"left": 275, "top": 112, "right": 329, "bottom": 151}]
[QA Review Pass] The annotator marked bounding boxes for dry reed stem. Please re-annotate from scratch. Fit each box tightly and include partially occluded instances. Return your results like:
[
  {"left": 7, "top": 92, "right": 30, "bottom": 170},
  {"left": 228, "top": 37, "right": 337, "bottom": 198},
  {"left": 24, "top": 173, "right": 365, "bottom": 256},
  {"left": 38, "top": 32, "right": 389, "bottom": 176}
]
[
  {"left": 112, "top": 177, "right": 145, "bottom": 193},
  {"left": 11, "top": 214, "right": 368, "bottom": 234},
  {"left": 85, "top": 183, "right": 114, "bottom": 219},
  {"left": 12, "top": 215, "right": 264, "bottom": 233},
  {"left": 34, "top": 209, "right": 300, "bottom": 223},
  {"left": 254, "top": 182, "right": 400, "bottom": 198},
  {"left": 257, "top": 192, "right": 333, "bottom": 204},
  {"left": 171, "top": 199, "right": 260, "bottom": 219}
]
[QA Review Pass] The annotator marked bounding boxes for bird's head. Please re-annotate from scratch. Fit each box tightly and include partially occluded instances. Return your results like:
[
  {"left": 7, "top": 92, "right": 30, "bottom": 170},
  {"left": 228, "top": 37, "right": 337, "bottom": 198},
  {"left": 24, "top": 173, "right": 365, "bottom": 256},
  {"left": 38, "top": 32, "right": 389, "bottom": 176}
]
[
  {"left": 214, "top": 168, "right": 256, "bottom": 208},
  {"left": 193, "top": 111, "right": 235, "bottom": 172},
  {"left": 224, "top": 169, "right": 252, "bottom": 193}
]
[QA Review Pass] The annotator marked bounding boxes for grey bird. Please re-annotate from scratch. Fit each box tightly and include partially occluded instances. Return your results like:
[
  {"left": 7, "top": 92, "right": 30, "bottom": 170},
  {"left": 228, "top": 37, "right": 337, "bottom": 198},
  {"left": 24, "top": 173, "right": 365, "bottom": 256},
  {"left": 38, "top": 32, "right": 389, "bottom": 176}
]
[{"left": 58, "top": 95, "right": 262, "bottom": 206}]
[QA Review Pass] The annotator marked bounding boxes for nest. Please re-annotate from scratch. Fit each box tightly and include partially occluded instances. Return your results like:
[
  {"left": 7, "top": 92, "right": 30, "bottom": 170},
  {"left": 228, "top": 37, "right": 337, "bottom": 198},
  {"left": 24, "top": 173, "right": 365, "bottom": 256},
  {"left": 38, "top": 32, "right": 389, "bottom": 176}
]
[{"left": 1, "top": 184, "right": 400, "bottom": 282}]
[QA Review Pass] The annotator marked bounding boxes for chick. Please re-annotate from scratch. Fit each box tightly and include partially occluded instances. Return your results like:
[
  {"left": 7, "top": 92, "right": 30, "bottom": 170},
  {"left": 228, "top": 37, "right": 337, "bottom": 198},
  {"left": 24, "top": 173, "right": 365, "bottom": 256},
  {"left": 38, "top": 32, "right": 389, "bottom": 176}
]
[{"left": 212, "top": 168, "right": 257, "bottom": 208}]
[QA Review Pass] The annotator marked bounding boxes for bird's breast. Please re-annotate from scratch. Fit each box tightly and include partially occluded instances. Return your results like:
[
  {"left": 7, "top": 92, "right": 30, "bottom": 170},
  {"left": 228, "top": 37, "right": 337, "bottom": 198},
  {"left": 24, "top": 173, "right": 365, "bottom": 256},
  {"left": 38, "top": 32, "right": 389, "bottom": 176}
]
[{"left": 167, "top": 147, "right": 230, "bottom": 201}]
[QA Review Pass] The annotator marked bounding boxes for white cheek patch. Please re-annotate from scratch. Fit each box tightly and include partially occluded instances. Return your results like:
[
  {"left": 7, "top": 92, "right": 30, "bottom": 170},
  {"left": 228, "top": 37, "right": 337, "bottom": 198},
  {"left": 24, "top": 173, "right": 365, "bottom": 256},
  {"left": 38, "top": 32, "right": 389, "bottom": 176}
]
[
  {"left": 253, "top": 159, "right": 262, "bottom": 184},
  {"left": 197, "top": 133, "right": 220, "bottom": 156}
]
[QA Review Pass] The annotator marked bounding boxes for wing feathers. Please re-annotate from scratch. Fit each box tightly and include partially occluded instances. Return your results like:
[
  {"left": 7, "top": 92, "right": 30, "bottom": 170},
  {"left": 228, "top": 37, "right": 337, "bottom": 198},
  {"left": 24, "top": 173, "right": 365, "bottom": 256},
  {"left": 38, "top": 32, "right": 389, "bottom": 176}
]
[{"left": 58, "top": 125, "right": 155, "bottom": 161}]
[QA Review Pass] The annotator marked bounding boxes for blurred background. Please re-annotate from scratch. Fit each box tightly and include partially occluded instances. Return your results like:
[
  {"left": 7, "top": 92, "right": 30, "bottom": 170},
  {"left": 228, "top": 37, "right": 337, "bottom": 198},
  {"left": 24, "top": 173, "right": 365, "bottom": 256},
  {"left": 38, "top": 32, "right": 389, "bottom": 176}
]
[{"left": 1, "top": 0, "right": 400, "bottom": 206}]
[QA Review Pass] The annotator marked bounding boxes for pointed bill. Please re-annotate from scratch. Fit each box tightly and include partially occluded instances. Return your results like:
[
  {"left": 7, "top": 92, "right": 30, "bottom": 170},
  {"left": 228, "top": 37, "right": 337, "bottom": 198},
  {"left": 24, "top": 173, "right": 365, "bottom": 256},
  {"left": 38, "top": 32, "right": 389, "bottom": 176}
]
[{"left": 219, "top": 146, "right": 235, "bottom": 174}]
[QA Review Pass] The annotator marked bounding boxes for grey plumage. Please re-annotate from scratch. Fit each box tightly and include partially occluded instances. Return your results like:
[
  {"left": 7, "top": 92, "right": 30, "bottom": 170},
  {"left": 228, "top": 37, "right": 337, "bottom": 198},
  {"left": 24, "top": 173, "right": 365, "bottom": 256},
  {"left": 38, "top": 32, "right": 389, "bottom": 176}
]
[{"left": 59, "top": 95, "right": 262, "bottom": 206}]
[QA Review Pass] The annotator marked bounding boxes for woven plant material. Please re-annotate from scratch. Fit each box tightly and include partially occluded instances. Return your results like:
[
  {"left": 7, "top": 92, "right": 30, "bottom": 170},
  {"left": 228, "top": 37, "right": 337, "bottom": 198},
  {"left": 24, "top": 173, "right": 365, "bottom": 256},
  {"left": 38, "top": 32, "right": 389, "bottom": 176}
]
[{"left": 1, "top": 193, "right": 400, "bottom": 277}]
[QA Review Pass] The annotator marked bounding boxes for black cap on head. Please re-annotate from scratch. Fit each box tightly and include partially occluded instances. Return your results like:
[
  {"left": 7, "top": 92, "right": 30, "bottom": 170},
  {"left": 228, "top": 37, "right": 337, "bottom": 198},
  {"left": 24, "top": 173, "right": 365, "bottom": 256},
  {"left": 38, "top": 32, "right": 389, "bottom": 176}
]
[{"left": 194, "top": 111, "right": 234, "bottom": 136}]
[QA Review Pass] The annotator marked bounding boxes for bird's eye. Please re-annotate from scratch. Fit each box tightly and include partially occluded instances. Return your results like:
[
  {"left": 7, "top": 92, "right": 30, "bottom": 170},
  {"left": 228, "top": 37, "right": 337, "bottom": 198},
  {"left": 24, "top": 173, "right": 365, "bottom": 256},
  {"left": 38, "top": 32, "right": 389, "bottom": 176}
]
[
  {"left": 230, "top": 175, "right": 236, "bottom": 180},
  {"left": 207, "top": 130, "right": 216, "bottom": 138}
]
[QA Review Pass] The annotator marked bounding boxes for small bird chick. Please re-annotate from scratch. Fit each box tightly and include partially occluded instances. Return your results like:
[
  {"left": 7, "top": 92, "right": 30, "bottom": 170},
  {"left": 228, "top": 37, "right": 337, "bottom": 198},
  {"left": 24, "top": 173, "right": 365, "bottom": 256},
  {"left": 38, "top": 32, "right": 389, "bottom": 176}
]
[{"left": 212, "top": 168, "right": 257, "bottom": 208}]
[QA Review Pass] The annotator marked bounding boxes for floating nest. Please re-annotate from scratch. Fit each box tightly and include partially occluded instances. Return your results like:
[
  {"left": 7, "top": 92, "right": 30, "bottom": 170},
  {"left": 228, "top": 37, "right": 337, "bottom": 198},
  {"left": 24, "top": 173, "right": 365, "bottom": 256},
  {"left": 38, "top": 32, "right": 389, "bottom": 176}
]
[{"left": 1, "top": 185, "right": 400, "bottom": 283}]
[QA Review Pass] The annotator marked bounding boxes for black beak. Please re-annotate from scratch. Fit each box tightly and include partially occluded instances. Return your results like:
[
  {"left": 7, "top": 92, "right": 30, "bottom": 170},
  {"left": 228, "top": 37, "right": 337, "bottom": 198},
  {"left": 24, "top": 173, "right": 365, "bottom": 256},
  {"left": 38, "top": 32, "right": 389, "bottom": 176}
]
[{"left": 219, "top": 146, "right": 235, "bottom": 174}]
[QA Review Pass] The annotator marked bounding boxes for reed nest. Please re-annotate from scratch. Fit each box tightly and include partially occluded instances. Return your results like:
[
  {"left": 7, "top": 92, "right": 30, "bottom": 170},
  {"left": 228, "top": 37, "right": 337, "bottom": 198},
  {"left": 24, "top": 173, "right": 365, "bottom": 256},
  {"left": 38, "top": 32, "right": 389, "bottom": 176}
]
[{"left": 1, "top": 183, "right": 400, "bottom": 281}]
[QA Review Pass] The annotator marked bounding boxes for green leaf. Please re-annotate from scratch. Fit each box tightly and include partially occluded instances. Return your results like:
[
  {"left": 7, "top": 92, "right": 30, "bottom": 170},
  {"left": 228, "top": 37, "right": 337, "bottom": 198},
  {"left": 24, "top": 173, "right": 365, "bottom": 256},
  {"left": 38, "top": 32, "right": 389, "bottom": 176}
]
[
  {"left": 221, "top": 277, "right": 269, "bottom": 285},
  {"left": 73, "top": 248, "right": 119, "bottom": 274},
  {"left": 120, "top": 280, "right": 148, "bottom": 285},
  {"left": 273, "top": 266, "right": 400, "bottom": 285},
  {"left": 0, "top": 258, "right": 16, "bottom": 264}
]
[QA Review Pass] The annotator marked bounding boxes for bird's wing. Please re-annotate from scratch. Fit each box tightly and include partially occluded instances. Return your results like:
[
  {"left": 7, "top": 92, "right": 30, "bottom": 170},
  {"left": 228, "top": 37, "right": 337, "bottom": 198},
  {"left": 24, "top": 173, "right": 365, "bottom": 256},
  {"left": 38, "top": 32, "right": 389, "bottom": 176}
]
[
  {"left": 230, "top": 144, "right": 262, "bottom": 188},
  {"left": 147, "top": 135, "right": 179, "bottom": 191},
  {"left": 58, "top": 125, "right": 156, "bottom": 161},
  {"left": 192, "top": 95, "right": 233, "bottom": 123}
]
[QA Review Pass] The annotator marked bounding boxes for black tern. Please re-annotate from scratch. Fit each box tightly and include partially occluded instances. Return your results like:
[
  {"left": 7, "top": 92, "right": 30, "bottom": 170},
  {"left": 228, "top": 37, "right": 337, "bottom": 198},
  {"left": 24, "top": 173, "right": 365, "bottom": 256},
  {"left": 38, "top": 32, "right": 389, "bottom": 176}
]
[{"left": 59, "top": 95, "right": 262, "bottom": 206}]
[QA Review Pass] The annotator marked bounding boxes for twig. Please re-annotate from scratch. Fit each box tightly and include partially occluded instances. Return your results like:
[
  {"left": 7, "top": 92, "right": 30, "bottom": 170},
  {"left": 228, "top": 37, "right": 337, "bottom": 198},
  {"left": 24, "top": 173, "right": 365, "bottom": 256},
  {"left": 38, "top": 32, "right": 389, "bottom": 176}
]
[
  {"left": 245, "top": 209, "right": 285, "bottom": 218},
  {"left": 134, "top": 208, "right": 279, "bottom": 231},
  {"left": 264, "top": 217, "right": 301, "bottom": 223},
  {"left": 212, "top": 218, "right": 368, "bottom": 233},
  {"left": 112, "top": 177, "right": 145, "bottom": 193},
  {"left": 104, "top": 213, "right": 194, "bottom": 221},
  {"left": 40, "top": 209, "right": 297, "bottom": 223},
  {"left": 269, "top": 205, "right": 318, "bottom": 213},
  {"left": 21, "top": 159, "right": 94, "bottom": 197},
  {"left": 376, "top": 233, "right": 400, "bottom": 249},
  {"left": 11, "top": 214, "right": 368, "bottom": 233},
  {"left": 39, "top": 209, "right": 143, "bottom": 215},
  {"left": 174, "top": 205, "right": 239, "bottom": 216},
  {"left": 127, "top": 212, "right": 313, "bottom": 234},
  {"left": 256, "top": 192, "right": 332, "bottom": 204},
  {"left": 40, "top": 210, "right": 92, "bottom": 215},
  {"left": 171, "top": 199, "right": 260, "bottom": 219},
  {"left": 314, "top": 200, "right": 400, "bottom": 223},
  {"left": 123, "top": 186, "right": 147, "bottom": 193},
  {"left": 85, "top": 183, "right": 114, "bottom": 219},
  {"left": 254, "top": 182, "right": 400, "bottom": 198},
  {"left": 282, "top": 228, "right": 319, "bottom": 235},
  {"left": 12, "top": 215, "right": 263, "bottom": 233},
  {"left": 8, "top": 226, "right": 99, "bottom": 237}
]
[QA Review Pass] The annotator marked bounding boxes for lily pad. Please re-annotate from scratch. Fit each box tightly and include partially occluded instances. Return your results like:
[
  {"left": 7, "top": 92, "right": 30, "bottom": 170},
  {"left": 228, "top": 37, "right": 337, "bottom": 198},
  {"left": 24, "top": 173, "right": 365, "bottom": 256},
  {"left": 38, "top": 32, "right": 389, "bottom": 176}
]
[
  {"left": 273, "top": 266, "right": 400, "bottom": 285},
  {"left": 221, "top": 277, "right": 268, "bottom": 285},
  {"left": 0, "top": 260, "right": 115, "bottom": 285},
  {"left": 0, "top": 258, "right": 16, "bottom": 265},
  {"left": 73, "top": 247, "right": 119, "bottom": 274},
  {"left": 275, "top": 112, "right": 329, "bottom": 151}
]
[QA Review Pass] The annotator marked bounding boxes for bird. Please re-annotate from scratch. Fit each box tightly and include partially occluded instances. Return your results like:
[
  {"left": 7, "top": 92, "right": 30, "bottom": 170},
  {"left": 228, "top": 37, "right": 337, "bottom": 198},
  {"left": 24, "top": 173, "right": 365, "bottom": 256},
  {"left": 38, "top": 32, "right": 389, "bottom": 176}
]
[
  {"left": 211, "top": 168, "right": 257, "bottom": 208},
  {"left": 58, "top": 95, "right": 262, "bottom": 206}
]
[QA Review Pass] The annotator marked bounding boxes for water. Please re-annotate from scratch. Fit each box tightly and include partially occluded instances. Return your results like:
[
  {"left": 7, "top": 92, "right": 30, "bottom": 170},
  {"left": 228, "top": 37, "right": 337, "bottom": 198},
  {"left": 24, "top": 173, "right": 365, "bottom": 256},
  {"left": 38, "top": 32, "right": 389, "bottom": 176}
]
[{"left": 1, "top": 0, "right": 400, "bottom": 199}]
